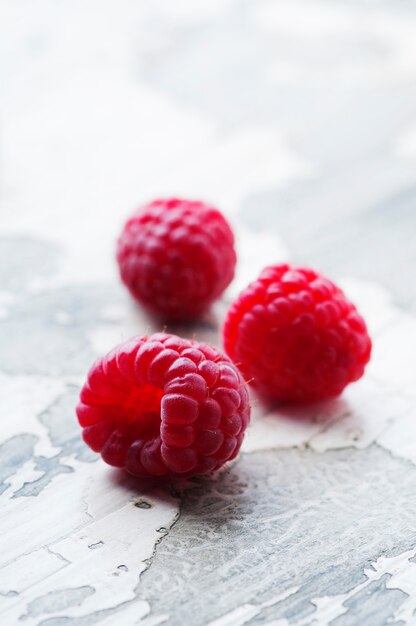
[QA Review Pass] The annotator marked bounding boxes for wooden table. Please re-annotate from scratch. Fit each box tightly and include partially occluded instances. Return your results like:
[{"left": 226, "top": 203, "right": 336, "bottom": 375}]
[{"left": 1, "top": 1, "right": 416, "bottom": 624}]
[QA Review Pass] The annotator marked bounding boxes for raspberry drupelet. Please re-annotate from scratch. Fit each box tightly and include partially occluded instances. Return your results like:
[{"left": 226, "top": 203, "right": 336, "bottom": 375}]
[
  {"left": 76, "top": 333, "right": 250, "bottom": 477},
  {"left": 117, "top": 198, "right": 237, "bottom": 320},
  {"left": 223, "top": 264, "right": 372, "bottom": 402}
]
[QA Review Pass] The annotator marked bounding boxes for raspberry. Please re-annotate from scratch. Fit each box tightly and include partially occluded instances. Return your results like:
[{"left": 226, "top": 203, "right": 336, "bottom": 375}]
[
  {"left": 76, "top": 333, "right": 250, "bottom": 477},
  {"left": 223, "top": 264, "right": 372, "bottom": 402},
  {"left": 116, "top": 198, "right": 236, "bottom": 320}
]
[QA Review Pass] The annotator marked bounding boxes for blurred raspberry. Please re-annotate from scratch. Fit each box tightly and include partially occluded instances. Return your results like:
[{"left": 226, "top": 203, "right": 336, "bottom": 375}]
[
  {"left": 117, "top": 198, "right": 236, "bottom": 320},
  {"left": 77, "top": 333, "right": 250, "bottom": 477},
  {"left": 223, "top": 264, "right": 371, "bottom": 402}
]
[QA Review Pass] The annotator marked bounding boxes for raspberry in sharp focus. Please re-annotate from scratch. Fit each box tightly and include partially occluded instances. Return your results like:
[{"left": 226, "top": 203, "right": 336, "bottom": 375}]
[
  {"left": 116, "top": 198, "right": 237, "bottom": 320},
  {"left": 76, "top": 333, "right": 250, "bottom": 477},
  {"left": 223, "top": 264, "right": 372, "bottom": 402}
]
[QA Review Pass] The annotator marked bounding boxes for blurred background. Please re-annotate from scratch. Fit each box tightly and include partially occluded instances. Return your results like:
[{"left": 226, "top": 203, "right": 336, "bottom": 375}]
[{"left": 2, "top": 0, "right": 416, "bottom": 308}]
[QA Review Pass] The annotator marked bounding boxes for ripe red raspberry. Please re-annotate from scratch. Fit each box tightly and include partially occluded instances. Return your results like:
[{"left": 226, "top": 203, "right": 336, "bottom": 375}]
[
  {"left": 76, "top": 333, "right": 250, "bottom": 477},
  {"left": 223, "top": 264, "right": 372, "bottom": 402},
  {"left": 116, "top": 198, "right": 236, "bottom": 320}
]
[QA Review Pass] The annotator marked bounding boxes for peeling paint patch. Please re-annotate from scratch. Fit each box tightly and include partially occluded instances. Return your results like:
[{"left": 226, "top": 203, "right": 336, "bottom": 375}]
[
  {"left": 330, "top": 575, "right": 407, "bottom": 626},
  {"left": 0, "top": 434, "right": 38, "bottom": 495},
  {"left": 23, "top": 586, "right": 95, "bottom": 619}
]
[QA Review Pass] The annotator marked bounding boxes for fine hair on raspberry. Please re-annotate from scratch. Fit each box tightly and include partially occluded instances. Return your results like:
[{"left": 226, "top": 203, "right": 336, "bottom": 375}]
[
  {"left": 117, "top": 198, "right": 237, "bottom": 320},
  {"left": 223, "top": 264, "right": 372, "bottom": 402},
  {"left": 77, "top": 333, "right": 250, "bottom": 478}
]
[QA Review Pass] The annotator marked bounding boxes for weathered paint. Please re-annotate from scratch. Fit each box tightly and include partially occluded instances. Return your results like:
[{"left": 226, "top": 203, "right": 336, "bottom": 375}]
[{"left": 1, "top": 0, "right": 416, "bottom": 624}]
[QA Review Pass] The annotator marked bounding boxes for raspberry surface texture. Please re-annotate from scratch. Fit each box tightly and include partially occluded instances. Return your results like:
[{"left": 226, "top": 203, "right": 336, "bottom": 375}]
[
  {"left": 223, "top": 264, "right": 372, "bottom": 402},
  {"left": 77, "top": 333, "right": 250, "bottom": 477},
  {"left": 117, "top": 198, "right": 236, "bottom": 320}
]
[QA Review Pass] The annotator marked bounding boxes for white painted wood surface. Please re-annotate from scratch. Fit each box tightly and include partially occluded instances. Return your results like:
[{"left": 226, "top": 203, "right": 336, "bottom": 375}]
[{"left": 1, "top": 1, "right": 416, "bottom": 624}]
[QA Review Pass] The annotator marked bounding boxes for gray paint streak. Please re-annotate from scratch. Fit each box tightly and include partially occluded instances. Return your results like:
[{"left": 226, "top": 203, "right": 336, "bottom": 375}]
[
  {"left": 0, "top": 434, "right": 38, "bottom": 495},
  {"left": 137, "top": 446, "right": 416, "bottom": 626},
  {"left": 330, "top": 574, "right": 407, "bottom": 626},
  {"left": 23, "top": 586, "right": 95, "bottom": 618},
  {"left": 12, "top": 387, "right": 96, "bottom": 499}
]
